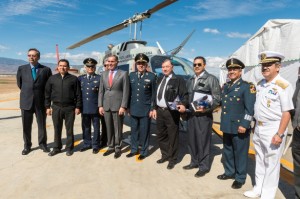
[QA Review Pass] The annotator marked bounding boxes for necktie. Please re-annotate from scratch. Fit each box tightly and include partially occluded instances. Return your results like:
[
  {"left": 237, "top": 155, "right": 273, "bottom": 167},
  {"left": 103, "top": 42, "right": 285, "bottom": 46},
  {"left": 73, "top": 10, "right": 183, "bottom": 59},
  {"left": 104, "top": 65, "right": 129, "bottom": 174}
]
[
  {"left": 138, "top": 73, "right": 142, "bottom": 80},
  {"left": 109, "top": 71, "right": 114, "bottom": 87},
  {"left": 32, "top": 67, "right": 36, "bottom": 80},
  {"left": 88, "top": 75, "right": 91, "bottom": 80},
  {"left": 157, "top": 76, "right": 167, "bottom": 101}
]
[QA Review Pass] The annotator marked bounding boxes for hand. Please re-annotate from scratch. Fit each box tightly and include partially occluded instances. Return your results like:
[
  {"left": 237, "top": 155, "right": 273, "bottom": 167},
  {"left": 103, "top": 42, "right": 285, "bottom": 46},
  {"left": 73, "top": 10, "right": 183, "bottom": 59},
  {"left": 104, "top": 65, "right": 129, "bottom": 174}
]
[
  {"left": 46, "top": 108, "right": 52, "bottom": 116},
  {"left": 119, "top": 107, "right": 126, "bottom": 116},
  {"left": 238, "top": 126, "right": 246, "bottom": 134},
  {"left": 177, "top": 105, "right": 186, "bottom": 113},
  {"left": 75, "top": 108, "right": 81, "bottom": 115},
  {"left": 99, "top": 107, "right": 104, "bottom": 116},
  {"left": 271, "top": 134, "right": 282, "bottom": 146},
  {"left": 152, "top": 110, "right": 157, "bottom": 120},
  {"left": 149, "top": 110, "right": 153, "bottom": 118}
]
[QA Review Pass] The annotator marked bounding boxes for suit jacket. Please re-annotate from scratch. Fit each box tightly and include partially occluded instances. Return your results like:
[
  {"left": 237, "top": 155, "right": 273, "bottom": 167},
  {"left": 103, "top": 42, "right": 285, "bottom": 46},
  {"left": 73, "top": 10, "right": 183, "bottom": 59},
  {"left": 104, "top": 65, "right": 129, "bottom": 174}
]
[
  {"left": 220, "top": 78, "right": 256, "bottom": 134},
  {"left": 154, "top": 73, "right": 189, "bottom": 109},
  {"left": 129, "top": 71, "right": 156, "bottom": 117},
  {"left": 98, "top": 69, "right": 130, "bottom": 112},
  {"left": 78, "top": 74, "right": 100, "bottom": 114},
  {"left": 186, "top": 70, "right": 221, "bottom": 113},
  {"left": 16, "top": 64, "right": 52, "bottom": 110}
]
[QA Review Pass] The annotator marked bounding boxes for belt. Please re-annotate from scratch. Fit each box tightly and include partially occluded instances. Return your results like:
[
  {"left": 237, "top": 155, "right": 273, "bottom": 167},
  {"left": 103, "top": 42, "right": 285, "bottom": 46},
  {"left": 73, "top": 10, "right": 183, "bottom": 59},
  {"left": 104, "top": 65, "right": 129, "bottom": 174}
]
[
  {"left": 158, "top": 106, "right": 168, "bottom": 110},
  {"left": 257, "top": 121, "right": 264, "bottom": 126}
]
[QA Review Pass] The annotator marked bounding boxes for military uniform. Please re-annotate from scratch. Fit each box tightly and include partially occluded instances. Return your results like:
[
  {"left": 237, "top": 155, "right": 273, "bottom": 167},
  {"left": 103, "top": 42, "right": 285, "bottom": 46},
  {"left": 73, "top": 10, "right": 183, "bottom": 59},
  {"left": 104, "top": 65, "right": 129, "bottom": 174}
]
[
  {"left": 127, "top": 53, "right": 156, "bottom": 158},
  {"left": 220, "top": 78, "right": 256, "bottom": 183},
  {"left": 78, "top": 74, "right": 102, "bottom": 150},
  {"left": 244, "top": 51, "right": 294, "bottom": 199},
  {"left": 129, "top": 71, "right": 156, "bottom": 156}
]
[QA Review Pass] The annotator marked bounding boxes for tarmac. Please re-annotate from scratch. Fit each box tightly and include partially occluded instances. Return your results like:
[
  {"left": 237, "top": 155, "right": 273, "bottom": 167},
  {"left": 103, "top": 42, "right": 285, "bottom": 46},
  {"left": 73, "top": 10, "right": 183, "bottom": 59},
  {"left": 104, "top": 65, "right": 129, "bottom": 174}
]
[{"left": 0, "top": 91, "right": 295, "bottom": 199}]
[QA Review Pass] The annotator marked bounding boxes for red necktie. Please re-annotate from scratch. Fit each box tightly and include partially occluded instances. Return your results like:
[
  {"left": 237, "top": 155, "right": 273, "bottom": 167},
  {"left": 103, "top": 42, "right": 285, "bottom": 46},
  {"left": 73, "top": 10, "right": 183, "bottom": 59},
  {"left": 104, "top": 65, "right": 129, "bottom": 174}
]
[{"left": 109, "top": 71, "right": 113, "bottom": 87}]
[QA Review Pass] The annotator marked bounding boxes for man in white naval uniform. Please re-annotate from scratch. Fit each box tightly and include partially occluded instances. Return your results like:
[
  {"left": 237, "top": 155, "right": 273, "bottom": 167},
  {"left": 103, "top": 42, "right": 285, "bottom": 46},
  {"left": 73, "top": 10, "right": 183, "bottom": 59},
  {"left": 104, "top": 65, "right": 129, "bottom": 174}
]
[{"left": 244, "top": 51, "right": 294, "bottom": 199}]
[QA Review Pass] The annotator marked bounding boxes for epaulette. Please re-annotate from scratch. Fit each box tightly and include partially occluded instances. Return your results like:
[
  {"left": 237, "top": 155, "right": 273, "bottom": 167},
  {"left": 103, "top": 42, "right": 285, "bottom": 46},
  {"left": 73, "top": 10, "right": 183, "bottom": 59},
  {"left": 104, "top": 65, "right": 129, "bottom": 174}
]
[
  {"left": 275, "top": 79, "right": 289, "bottom": 89},
  {"left": 257, "top": 79, "right": 263, "bottom": 85}
]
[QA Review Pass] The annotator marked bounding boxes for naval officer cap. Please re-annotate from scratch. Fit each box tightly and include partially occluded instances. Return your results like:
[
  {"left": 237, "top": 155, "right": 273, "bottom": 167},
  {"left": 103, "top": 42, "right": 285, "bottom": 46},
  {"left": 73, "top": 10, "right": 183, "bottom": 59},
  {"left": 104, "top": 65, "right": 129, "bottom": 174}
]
[
  {"left": 134, "top": 53, "right": 149, "bottom": 63},
  {"left": 225, "top": 58, "right": 245, "bottom": 69},
  {"left": 258, "top": 51, "right": 285, "bottom": 64},
  {"left": 83, "top": 58, "right": 98, "bottom": 67}
]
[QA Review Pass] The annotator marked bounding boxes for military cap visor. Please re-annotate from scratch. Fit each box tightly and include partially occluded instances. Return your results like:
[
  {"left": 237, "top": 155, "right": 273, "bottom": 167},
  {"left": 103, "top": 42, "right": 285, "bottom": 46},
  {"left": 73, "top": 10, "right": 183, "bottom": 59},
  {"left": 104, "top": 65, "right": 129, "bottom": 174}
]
[{"left": 225, "top": 58, "right": 245, "bottom": 69}]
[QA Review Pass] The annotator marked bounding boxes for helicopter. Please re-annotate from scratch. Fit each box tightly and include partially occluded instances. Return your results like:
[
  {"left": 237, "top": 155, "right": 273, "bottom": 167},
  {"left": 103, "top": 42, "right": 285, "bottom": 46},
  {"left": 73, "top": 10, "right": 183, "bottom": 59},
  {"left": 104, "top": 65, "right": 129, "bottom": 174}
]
[{"left": 67, "top": 0, "right": 195, "bottom": 79}]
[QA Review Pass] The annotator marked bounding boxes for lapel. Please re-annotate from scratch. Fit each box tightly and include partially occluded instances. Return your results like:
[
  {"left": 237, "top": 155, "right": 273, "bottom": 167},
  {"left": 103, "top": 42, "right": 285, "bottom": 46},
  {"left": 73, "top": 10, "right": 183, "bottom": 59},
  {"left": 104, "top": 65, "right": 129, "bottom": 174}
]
[
  {"left": 226, "top": 78, "right": 242, "bottom": 94},
  {"left": 35, "top": 64, "right": 44, "bottom": 81},
  {"left": 25, "top": 64, "right": 35, "bottom": 83}
]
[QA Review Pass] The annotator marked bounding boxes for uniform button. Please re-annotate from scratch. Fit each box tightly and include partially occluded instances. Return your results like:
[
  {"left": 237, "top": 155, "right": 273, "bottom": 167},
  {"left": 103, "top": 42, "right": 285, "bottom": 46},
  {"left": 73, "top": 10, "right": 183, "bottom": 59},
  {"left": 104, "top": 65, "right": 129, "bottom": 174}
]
[
  {"left": 86, "top": 98, "right": 89, "bottom": 100},
  {"left": 137, "top": 89, "right": 139, "bottom": 91},
  {"left": 137, "top": 94, "right": 139, "bottom": 96},
  {"left": 137, "top": 99, "right": 139, "bottom": 101},
  {"left": 87, "top": 88, "right": 89, "bottom": 90},
  {"left": 223, "top": 106, "right": 226, "bottom": 109},
  {"left": 86, "top": 92, "right": 89, "bottom": 95},
  {"left": 223, "top": 112, "right": 226, "bottom": 114},
  {"left": 225, "top": 95, "right": 227, "bottom": 97},
  {"left": 224, "top": 101, "right": 227, "bottom": 103},
  {"left": 237, "top": 120, "right": 240, "bottom": 122},
  {"left": 138, "top": 83, "right": 140, "bottom": 85}
]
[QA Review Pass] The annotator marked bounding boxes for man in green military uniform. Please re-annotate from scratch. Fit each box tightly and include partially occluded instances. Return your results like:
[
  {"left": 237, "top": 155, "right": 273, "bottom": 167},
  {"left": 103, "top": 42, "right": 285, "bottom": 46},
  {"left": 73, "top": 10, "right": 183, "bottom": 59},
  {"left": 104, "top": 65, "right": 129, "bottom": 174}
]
[
  {"left": 126, "top": 53, "right": 156, "bottom": 160},
  {"left": 218, "top": 58, "right": 256, "bottom": 189}
]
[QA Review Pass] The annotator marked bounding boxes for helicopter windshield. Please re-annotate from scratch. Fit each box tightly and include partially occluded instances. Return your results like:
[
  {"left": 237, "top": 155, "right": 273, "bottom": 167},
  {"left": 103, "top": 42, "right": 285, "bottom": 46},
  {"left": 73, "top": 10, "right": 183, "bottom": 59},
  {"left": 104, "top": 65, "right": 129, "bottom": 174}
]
[{"left": 149, "top": 55, "right": 194, "bottom": 80}]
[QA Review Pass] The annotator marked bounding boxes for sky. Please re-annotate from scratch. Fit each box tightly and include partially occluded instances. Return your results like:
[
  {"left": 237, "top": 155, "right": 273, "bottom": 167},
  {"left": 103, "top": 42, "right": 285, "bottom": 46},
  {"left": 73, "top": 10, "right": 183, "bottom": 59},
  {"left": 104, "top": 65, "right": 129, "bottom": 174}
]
[{"left": 0, "top": 0, "right": 300, "bottom": 67}]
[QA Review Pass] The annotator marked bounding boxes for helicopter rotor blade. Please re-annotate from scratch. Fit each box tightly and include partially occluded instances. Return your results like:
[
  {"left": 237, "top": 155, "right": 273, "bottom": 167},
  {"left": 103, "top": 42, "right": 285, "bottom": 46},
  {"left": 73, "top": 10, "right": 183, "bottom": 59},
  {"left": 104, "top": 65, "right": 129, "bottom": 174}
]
[
  {"left": 67, "top": 22, "right": 127, "bottom": 49},
  {"left": 67, "top": 0, "right": 178, "bottom": 50},
  {"left": 147, "top": 0, "right": 178, "bottom": 14},
  {"left": 171, "top": 29, "right": 195, "bottom": 56}
]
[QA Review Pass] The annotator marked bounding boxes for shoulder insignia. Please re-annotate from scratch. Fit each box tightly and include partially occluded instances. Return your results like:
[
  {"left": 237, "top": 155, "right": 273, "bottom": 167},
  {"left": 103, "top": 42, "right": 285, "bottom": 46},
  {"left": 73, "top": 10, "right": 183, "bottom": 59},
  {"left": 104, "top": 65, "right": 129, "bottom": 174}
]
[
  {"left": 275, "top": 80, "right": 288, "bottom": 89},
  {"left": 249, "top": 84, "right": 256, "bottom": 93}
]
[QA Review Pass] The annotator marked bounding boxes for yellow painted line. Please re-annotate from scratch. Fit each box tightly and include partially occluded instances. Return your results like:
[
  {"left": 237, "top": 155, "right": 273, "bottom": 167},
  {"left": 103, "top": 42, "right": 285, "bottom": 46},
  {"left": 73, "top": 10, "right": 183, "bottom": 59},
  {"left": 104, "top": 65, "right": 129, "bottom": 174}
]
[
  {"left": 0, "top": 98, "right": 19, "bottom": 102},
  {"left": 212, "top": 122, "right": 294, "bottom": 172},
  {"left": 74, "top": 140, "right": 82, "bottom": 147},
  {"left": 100, "top": 149, "right": 107, "bottom": 153},
  {"left": 0, "top": 108, "right": 20, "bottom": 110}
]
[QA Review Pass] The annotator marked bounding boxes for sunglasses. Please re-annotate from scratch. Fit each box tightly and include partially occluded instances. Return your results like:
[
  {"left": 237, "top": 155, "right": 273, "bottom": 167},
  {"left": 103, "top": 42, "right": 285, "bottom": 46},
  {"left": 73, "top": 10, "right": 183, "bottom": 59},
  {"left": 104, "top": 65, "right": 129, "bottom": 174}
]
[
  {"left": 193, "top": 63, "right": 202, "bottom": 67},
  {"left": 28, "top": 54, "right": 38, "bottom": 57}
]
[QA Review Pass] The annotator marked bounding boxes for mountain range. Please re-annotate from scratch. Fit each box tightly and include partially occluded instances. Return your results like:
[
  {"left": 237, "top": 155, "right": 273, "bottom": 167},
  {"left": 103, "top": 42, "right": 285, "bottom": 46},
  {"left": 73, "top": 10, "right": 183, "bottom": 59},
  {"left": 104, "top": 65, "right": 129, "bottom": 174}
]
[{"left": 0, "top": 57, "right": 81, "bottom": 74}]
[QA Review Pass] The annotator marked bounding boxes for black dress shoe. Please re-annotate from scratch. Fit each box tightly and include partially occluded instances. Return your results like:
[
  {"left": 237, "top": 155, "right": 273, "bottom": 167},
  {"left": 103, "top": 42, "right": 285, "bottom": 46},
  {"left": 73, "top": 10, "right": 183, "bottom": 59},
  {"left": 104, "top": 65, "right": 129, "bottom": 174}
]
[
  {"left": 157, "top": 157, "right": 168, "bottom": 164},
  {"left": 183, "top": 164, "right": 198, "bottom": 170},
  {"left": 66, "top": 150, "right": 73, "bottom": 156},
  {"left": 48, "top": 149, "right": 61, "bottom": 157},
  {"left": 22, "top": 148, "right": 31, "bottom": 155},
  {"left": 103, "top": 150, "right": 114, "bottom": 156},
  {"left": 126, "top": 152, "right": 138, "bottom": 158},
  {"left": 194, "top": 169, "right": 209, "bottom": 178},
  {"left": 40, "top": 145, "right": 50, "bottom": 153},
  {"left": 92, "top": 148, "right": 99, "bottom": 154},
  {"left": 217, "top": 174, "right": 235, "bottom": 180},
  {"left": 167, "top": 162, "right": 175, "bottom": 170},
  {"left": 80, "top": 146, "right": 92, "bottom": 152},
  {"left": 231, "top": 180, "right": 244, "bottom": 189},
  {"left": 138, "top": 155, "right": 146, "bottom": 160},
  {"left": 114, "top": 151, "right": 121, "bottom": 159}
]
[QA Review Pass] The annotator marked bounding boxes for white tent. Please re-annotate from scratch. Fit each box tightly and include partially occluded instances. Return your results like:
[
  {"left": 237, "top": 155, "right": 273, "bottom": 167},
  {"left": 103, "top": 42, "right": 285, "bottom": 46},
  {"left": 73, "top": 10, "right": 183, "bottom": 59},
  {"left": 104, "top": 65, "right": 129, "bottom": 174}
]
[{"left": 220, "top": 19, "right": 300, "bottom": 86}]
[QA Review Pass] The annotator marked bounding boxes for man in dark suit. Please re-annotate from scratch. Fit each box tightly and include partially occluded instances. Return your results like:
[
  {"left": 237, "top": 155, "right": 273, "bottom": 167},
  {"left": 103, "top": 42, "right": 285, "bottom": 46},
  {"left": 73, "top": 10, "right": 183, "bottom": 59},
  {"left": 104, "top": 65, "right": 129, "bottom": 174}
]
[
  {"left": 78, "top": 58, "right": 103, "bottom": 154},
  {"left": 184, "top": 56, "right": 221, "bottom": 177},
  {"left": 218, "top": 58, "right": 256, "bottom": 189},
  {"left": 98, "top": 55, "right": 129, "bottom": 159},
  {"left": 16, "top": 48, "right": 52, "bottom": 155},
  {"left": 45, "top": 59, "right": 82, "bottom": 156},
  {"left": 152, "top": 59, "right": 188, "bottom": 169},
  {"left": 126, "top": 53, "right": 156, "bottom": 160}
]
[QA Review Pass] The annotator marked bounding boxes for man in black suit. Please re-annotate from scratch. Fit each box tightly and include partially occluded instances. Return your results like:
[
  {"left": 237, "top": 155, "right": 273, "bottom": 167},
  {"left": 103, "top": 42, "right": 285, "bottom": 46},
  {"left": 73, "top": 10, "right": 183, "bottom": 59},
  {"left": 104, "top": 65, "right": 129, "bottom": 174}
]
[
  {"left": 17, "top": 48, "right": 52, "bottom": 155},
  {"left": 152, "top": 59, "right": 188, "bottom": 169}
]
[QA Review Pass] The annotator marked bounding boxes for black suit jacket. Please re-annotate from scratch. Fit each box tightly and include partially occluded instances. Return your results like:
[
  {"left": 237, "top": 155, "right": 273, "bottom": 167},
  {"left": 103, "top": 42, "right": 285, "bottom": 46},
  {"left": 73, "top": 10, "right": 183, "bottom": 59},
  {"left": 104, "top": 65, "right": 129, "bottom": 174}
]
[
  {"left": 17, "top": 64, "right": 52, "bottom": 110},
  {"left": 154, "top": 73, "right": 189, "bottom": 109}
]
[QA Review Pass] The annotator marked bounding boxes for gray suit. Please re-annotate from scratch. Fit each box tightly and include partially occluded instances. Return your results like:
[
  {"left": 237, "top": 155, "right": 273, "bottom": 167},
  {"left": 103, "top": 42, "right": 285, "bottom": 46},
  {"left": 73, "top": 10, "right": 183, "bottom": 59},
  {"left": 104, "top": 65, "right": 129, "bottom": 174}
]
[
  {"left": 16, "top": 64, "right": 52, "bottom": 148},
  {"left": 98, "top": 69, "right": 129, "bottom": 151}
]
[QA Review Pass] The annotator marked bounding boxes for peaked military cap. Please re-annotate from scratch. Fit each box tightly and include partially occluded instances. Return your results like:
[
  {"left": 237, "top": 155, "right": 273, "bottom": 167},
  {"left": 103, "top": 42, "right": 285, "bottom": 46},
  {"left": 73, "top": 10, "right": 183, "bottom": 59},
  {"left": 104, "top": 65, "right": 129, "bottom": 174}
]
[
  {"left": 83, "top": 58, "right": 98, "bottom": 67},
  {"left": 134, "top": 53, "right": 149, "bottom": 63},
  {"left": 258, "top": 51, "right": 285, "bottom": 64},
  {"left": 226, "top": 58, "right": 245, "bottom": 69}
]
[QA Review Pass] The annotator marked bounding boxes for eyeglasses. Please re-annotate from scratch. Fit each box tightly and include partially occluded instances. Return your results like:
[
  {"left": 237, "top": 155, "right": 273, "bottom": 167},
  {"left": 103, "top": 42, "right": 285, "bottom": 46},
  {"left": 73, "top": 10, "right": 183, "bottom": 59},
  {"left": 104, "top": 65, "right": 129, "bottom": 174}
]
[
  {"left": 28, "top": 54, "right": 37, "bottom": 57},
  {"left": 193, "top": 63, "right": 202, "bottom": 67}
]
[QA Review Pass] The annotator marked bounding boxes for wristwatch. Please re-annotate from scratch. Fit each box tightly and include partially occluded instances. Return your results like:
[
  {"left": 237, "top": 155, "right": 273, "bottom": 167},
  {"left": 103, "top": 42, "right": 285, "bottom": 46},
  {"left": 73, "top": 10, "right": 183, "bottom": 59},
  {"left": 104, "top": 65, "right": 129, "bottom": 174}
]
[{"left": 276, "top": 132, "right": 284, "bottom": 139}]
